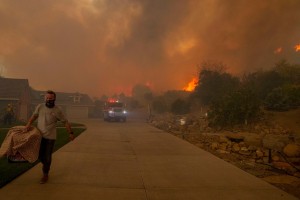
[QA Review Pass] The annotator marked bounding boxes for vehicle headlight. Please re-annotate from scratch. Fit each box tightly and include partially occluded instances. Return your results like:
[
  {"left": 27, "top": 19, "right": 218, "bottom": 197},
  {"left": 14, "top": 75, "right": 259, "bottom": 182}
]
[{"left": 123, "top": 110, "right": 127, "bottom": 114}]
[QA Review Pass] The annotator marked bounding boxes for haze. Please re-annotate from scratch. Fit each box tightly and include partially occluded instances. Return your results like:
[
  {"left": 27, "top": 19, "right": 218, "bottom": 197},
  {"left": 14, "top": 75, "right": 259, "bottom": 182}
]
[{"left": 0, "top": 0, "right": 300, "bottom": 98}]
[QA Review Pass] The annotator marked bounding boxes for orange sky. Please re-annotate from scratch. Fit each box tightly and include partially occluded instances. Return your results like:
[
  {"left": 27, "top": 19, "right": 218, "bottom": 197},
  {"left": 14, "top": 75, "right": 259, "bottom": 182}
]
[{"left": 0, "top": 0, "right": 299, "bottom": 98}]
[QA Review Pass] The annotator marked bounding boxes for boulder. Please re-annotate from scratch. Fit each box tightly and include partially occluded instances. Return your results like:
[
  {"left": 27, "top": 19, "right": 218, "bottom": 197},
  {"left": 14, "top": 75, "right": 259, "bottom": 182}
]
[
  {"left": 248, "top": 145, "right": 258, "bottom": 151},
  {"left": 232, "top": 143, "right": 240, "bottom": 152},
  {"left": 293, "top": 172, "right": 300, "bottom": 178},
  {"left": 239, "top": 147, "right": 251, "bottom": 156},
  {"left": 217, "top": 149, "right": 230, "bottom": 154},
  {"left": 219, "top": 143, "right": 228, "bottom": 151},
  {"left": 272, "top": 161, "right": 295, "bottom": 172},
  {"left": 262, "top": 134, "right": 290, "bottom": 151},
  {"left": 243, "top": 134, "right": 263, "bottom": 148},
  {"left": 211, "top": 142, "right": 219, "bottom": 150},
  {"left": 219, "top": 135, "right": 230, "bottom": 143},
  {"left": 225, "top": 132, "right": 244, "bottom": 143},
  {"left": 283, "top": 144, "right": 300, "bottom": 157},
  {"left": 255, "top": 149, "right": 264, "bottom": 158},
  {"left": 272, "top": 155, "right": 280, "bottom": 162}
]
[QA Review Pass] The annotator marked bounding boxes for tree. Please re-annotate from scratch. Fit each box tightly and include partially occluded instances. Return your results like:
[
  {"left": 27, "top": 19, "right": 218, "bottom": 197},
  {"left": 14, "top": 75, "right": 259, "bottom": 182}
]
[
  {"left": 194, "top": 67, "right": 240, "bottom": 105},
  {"left": 242, "top": 70, "right": 284, "bottom": 100},
  {"left": 132, "top": 84, "right": 153, "bottom": 106},
  {"left": 275, "top": 59, "right": 300, "bottom": 85}
]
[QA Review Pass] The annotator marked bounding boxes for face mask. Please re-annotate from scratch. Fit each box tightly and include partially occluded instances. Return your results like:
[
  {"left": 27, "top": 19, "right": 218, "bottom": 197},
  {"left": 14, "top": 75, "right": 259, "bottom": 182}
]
[{"left": 45, "top": 100, "right": 55, "bottom": 108}]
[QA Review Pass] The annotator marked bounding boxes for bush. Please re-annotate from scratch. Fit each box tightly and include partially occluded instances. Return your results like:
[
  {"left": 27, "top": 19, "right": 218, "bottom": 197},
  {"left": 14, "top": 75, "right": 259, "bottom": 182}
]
[
  {"left": 152, "top": 98, "right": 168, "bottom": 114},
  {"left": 264, "top": 85, "right": 300, "bottom": 111},
  {"left": 171, "top": 99, "right": 190, "bottom": 115},
  {"left": 208, "top": 88, "right": 262, "bottom": 127},
  {"left": 193, "top": 63, "right": 240, "bottom": 105}
]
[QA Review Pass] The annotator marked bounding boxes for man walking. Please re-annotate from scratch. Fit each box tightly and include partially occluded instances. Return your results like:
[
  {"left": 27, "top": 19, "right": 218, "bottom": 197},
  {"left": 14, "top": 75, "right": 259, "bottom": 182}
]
[{"left": 25, "top": 90, "right": 74, "bottom": 184}]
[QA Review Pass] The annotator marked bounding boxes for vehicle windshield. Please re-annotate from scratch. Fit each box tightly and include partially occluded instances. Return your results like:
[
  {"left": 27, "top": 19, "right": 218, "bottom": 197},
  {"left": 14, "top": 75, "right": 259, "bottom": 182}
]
[{"left": 106, "top": 102, "right": 124, "bottom": 107}]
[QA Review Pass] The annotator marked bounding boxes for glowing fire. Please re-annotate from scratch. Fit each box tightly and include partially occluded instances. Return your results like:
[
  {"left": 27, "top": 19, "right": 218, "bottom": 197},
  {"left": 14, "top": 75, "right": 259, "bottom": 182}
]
[
  {"left": 183, "top": 77, "right": 198, "bottom": 92},
  {"left": 295, "top": 44, "right": 300, "bottom": 52}
]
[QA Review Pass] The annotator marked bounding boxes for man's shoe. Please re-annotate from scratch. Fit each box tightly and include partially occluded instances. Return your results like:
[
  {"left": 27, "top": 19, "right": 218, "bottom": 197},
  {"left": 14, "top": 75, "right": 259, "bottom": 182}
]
[{"left": 40, "top": 175, "right": 48, "bottom": 184}]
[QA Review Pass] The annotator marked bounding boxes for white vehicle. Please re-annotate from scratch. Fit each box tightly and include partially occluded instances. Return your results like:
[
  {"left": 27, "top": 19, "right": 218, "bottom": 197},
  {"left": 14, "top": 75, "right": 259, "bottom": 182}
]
[{"left": 103, "top": 99, "right": 127, "bottom": 122}]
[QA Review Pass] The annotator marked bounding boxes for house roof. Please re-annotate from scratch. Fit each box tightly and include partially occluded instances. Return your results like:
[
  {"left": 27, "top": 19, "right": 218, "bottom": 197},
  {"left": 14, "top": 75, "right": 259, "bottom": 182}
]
[
  {"left": 31, "top": 90, "right": 94, "bottom": 106},
  {"left": 0, "top": 77, "right": 29, "bottom": 99}
]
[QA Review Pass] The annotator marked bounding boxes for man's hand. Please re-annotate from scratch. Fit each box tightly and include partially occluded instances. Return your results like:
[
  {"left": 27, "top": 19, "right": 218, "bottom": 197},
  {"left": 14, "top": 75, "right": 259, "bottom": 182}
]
[
  {"left": 23, "top": 125, "right": 31, "bottom": 133},
  {"left": 69, "top": 132, "right": 75, "bottom": 141}
]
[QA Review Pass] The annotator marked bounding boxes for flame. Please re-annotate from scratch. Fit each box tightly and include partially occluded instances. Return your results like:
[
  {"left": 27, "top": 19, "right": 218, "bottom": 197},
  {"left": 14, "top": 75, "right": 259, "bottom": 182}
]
[
  {"left": 183, "top": 77, "right": 198, "bottom": 92},
  {"left": 295, "top": 44, "right": 300, "bottom": 52},
  {"left": 274, "top": 47, "right": 283, "bottom": 54}
]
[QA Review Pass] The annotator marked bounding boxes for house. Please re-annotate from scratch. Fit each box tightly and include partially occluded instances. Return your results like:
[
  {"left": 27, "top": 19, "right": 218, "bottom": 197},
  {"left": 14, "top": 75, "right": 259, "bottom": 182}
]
[
  {"left": 0, "top": 77, "right": 31, "bottom": 122},
  {"left": 31, "top": 90, "right": 94, "bottom": 119}
]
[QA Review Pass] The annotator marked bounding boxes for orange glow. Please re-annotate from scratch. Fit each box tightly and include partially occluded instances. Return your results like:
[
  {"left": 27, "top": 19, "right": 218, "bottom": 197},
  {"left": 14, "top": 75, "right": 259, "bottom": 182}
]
[
  {"left": 295, "top": 44, "right": 300, "bottom": 52},
  {"left": 183, "top": 77, "right": 198, "bottom": 92},
  {"left": 274, "top": 47, "right": 282, "bottom": 54}
]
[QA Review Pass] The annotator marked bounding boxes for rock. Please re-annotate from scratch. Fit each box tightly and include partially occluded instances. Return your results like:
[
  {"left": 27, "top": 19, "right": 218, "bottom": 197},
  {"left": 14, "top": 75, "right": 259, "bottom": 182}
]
[
  {"left": 248, "top": 145, "right": 257, "bottom": 151},
  {"left": 272, "top": 161, "right": 293, "bottom": 171},
  {"left": 217, "top": 149, "right": 230, "bottom": 154},
  {"left": 239, "top": 149, "right": 252, "bottom": 156},
  {"left": 219, "top": 135, "right": 229, "bottom": 143},
  {"left": 284, "top": 157, "right": 300, "bottom": 163},
  {"left": 219, "top": 143, "right": 228, "bottom": 151},
  {"left": 227, "top": 141, "right": 232, "bottom": 146},
  {"left": 272, "top": 155, "right": 280, "bottom": 162},
  {"left": 211, "top": 142, "right": 219, "bottom": 150},
  {"left": 294, "top": 134, "right": 300, "bottom": 144},
  {"left": 225, "top": 132, "right": 244, "bottom": 142},
  {"left": 244, "top": 134, "right": 262, "bottom": 148},
  {"left": 293, "top": 172, "right": 300, "bottom": 178},
  {"left": 256, "top": 149, "right": 264, "bottom": 158},
  {"left": 239, "top": 142, "right": 246, "bottom": 147},
  {"left": 262, "top": 134, "right": 290, "bottom": 151},
  {"left": 263, "top": 175, "right": 300, "bottom": 184},
  {"left": 232, "top": 143, "right": 240, "bottom": 152},
  {"left": 283, "top": 144, "right": 300, "bottom": 157},
  {"left": 241, "top": 147, "right": 248, "bottom": 151},
  {"left": 263, "top": 157, "right": 271, "bottom": 163}
]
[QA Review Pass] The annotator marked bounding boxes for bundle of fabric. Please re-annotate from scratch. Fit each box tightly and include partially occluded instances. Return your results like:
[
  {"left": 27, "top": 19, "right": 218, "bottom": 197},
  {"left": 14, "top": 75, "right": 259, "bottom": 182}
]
[{"left": 0, "top": 126, "right": 42, "bottom": 163}]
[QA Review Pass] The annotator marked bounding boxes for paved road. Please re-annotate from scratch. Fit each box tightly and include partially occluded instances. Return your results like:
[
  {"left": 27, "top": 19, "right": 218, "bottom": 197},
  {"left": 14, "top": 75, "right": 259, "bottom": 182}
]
[{"left": 0, "top": 118, "right": 297, "bottom": 200}]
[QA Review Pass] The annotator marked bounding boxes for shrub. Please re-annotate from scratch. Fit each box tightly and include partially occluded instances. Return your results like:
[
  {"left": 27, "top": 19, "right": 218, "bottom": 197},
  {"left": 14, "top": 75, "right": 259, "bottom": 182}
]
[
  {"left": 152, "top": 98, "right": 168, "bottom": 114},
  {"left": 208, "top": 88, "right": 262, "bottom": 127},
  {"left": 264, "top": 85, "right": 300, "bottom": 111},
  {"left": 171, "top": 99, "right": 190, "bottom": 115}
]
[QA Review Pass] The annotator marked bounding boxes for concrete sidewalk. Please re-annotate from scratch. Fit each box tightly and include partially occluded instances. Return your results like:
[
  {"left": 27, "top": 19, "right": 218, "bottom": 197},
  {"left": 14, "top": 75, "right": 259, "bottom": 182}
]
[{"left": 0, "top": 119, "right": 297, "bottom": 200}]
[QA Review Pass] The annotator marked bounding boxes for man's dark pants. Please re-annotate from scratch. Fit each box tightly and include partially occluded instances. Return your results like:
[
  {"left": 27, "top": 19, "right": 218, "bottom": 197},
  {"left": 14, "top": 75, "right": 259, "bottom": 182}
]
[{"left": 39, "top": 138, "right": 55, "bottom": 175}]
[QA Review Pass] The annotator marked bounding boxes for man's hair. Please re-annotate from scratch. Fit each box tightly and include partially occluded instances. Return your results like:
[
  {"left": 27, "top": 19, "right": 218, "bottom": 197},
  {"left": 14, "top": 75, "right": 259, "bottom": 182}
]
[{"left": 46, "top": 90, "right": 56, "bottom": 100}]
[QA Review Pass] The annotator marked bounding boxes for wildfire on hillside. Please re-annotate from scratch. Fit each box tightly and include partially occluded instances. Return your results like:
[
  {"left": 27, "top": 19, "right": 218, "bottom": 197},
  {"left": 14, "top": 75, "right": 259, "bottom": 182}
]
[
  {"left": 183, "top": 77, "right": 198, "bottom": 92},
  {"left": 295, "top": 44, "right": 300, "bottom": 52}
]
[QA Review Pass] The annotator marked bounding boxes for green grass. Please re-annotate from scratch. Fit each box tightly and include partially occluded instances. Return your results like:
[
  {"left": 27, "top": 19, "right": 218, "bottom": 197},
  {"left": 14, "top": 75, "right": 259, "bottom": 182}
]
[{"left": 0, "top": 126, "right": 86, "bottom": 188}]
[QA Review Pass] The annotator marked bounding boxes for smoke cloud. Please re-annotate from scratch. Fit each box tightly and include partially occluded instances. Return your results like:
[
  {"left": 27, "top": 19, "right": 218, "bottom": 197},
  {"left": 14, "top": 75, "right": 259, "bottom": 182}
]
[{"left": 0, "top": 0, "right": 299, "bottom": 97}]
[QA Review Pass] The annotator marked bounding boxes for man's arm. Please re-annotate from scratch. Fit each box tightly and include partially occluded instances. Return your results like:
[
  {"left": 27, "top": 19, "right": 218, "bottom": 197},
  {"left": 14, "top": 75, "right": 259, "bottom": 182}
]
[
  {"left": 25, "top": 115, "right": 38, "bottom": 131},
  {"left": 65, "top": 121, "right": 75, "bottom": 141}
]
